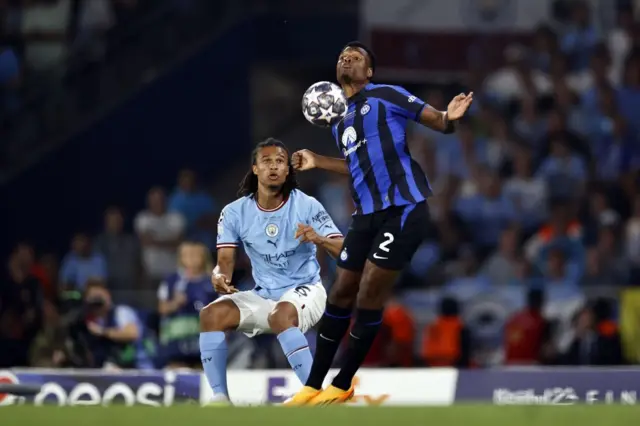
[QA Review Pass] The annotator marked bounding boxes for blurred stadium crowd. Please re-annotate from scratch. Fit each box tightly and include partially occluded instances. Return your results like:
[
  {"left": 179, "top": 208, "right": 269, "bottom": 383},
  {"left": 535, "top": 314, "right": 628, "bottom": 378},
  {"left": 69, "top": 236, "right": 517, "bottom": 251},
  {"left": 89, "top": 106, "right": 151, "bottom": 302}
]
[
  {"left": 1, "top": 0, "right": 640, "bottom": 371},
  {"left": 0, "top": 0, "right": 227, "bottom": 168}
]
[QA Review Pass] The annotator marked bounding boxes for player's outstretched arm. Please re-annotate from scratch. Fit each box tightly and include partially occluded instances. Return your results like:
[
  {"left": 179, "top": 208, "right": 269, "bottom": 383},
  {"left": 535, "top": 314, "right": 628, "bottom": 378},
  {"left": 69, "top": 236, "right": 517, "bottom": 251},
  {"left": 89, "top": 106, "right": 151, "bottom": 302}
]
[
  {"left": 292, "top": 149, "right": 349, "bottom": 175},
  {"left": 419, "top": 92, "right": 473, "bottom": 134},
  {"left": 211, "top": 247, "right": 238, "bottom": 294}
]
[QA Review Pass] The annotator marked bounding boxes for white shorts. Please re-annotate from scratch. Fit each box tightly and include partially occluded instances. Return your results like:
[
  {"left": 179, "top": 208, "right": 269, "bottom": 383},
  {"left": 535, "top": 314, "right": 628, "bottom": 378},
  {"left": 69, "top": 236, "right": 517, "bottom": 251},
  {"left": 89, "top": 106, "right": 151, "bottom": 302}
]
[{"left": 214, "top": 282, "right": 327, "bottom": 337}]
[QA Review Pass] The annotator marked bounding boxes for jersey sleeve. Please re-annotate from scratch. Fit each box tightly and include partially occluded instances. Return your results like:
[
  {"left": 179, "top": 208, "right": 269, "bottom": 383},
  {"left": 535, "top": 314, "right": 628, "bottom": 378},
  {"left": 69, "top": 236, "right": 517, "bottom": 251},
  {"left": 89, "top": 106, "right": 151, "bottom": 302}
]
[
  {"left": 157, "top": 280, "right": 169, "bottom": 301},
  {"left": 376, "top": 85, "right": 427, "bottom": 122},
  {"left": 114, "top": 305, "right": 139, "bottom": 328},
  {"left": 216, "top": 204, "right": 240, "bottom": 249},
  {"left": 306, "top": 197, "right": 343, "bottom": 239}
]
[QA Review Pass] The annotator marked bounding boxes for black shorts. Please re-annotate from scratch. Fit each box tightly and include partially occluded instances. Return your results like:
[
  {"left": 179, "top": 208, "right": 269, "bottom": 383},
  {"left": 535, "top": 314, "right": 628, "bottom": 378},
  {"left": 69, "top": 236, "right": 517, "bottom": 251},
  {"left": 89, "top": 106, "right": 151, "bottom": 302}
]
[{"left": 336, "top": 202, "right": 430, "bottom": 271}]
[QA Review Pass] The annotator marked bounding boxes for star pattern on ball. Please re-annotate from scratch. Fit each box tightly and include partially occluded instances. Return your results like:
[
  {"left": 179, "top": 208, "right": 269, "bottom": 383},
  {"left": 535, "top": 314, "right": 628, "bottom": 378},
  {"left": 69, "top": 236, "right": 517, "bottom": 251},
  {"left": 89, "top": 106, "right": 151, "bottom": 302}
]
[
  {"left": 305, "top": 88, "right": 323, "bottom": 106},
  {"left": 318, "top": 107, "right": 335, "bottom": 124}
]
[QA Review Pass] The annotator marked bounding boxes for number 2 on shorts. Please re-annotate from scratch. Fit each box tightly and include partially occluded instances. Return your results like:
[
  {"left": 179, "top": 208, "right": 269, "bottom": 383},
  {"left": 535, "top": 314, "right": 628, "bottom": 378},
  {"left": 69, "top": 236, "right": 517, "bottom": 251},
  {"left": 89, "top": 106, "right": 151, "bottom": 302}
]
[{"left": 378, "top": 232, "right": 394, "bottom": 252}]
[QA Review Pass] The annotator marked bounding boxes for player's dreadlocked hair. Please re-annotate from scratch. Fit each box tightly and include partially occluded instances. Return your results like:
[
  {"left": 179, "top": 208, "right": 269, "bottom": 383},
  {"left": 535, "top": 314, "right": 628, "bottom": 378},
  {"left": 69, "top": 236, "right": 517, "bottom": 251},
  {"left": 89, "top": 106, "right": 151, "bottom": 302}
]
[{"left": 237, "top": 138, "right": 299, "bottom": 198}]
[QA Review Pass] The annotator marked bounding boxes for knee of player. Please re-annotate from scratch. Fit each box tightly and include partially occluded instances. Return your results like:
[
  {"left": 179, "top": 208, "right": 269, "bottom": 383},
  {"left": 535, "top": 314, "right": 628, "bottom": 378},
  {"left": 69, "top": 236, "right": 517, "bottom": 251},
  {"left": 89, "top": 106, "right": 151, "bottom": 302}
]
[
  {"left": 268, "top": 302, "right": 299, "bottom": 333},
  {"left": 328, "top": 278, "right": 359, "bottom": 308},
  {"left": 199, "top": 301, "right": 235, "bottom": 332},
  {"left": 356, "top": 279, "right": 388, "bottom": 308}
]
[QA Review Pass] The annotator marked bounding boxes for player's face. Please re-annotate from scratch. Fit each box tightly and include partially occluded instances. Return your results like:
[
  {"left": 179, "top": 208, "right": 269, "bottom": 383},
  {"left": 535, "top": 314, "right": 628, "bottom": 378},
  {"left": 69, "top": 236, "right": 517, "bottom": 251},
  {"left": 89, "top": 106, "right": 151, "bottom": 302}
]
[
  {"left": 253, "top": 146, "right": 289, "bottom": 190},
  {"left": 337, "top": 47, "right": 371, "bottom": 84}
]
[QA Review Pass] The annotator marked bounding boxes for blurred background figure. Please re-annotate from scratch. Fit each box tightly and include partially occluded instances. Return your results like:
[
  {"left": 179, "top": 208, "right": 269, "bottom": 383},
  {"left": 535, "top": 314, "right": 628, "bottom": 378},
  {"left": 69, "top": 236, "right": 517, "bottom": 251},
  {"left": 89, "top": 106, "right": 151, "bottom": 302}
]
[
  {"left": 59, "top": 232, "right": 107, "bottom": 292},
  {"left": 157, "top": 241, "right": 216, "bottom": 369}
]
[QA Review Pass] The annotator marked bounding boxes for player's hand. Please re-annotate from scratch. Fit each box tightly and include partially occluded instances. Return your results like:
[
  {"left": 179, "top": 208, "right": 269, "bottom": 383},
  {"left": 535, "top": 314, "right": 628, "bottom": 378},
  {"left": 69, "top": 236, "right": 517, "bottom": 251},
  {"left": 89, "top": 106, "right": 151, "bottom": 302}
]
[
  {"left": 446, "top": 92, "right": 473, "bottom": 121},
  {"left": 295, "top": 224, "right": 323, "bottom": 244},
  {"left": 87, "top": 322, "right": 105, "bottom": 337},
  {"left": 211, "top": 272, "right": 238, "bottom": 295},
  {"left": 173, "top": 292, "right": 188, "bottom": 307},
  {"left": 292, "top": 150, "right": 317, "bottom": 171}
]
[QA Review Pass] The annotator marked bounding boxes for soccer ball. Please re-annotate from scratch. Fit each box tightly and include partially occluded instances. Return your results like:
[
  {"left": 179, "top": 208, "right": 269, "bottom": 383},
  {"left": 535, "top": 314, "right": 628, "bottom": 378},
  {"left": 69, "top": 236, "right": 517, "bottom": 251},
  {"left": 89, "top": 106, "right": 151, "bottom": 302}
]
[{"left": 301, "top": 81, "right": 347, "bottom": 127}]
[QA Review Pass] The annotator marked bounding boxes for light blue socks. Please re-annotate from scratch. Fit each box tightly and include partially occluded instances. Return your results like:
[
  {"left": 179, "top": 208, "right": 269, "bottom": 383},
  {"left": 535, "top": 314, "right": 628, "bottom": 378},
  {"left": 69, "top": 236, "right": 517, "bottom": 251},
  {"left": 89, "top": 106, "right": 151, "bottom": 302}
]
[
  {"left": 199, "top": 331, "right": 228, "bottom": 397},
  {"left": 277, "top": 327, "right": 313, "bottom": 384}
]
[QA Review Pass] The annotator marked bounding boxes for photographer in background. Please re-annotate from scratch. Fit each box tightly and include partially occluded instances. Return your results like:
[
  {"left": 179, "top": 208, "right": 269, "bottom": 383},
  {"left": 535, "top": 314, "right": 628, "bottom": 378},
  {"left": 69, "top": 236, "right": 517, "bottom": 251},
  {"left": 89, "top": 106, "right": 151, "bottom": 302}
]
[{"left": 63, "top": 279, "right": 153, "bottom": 370}]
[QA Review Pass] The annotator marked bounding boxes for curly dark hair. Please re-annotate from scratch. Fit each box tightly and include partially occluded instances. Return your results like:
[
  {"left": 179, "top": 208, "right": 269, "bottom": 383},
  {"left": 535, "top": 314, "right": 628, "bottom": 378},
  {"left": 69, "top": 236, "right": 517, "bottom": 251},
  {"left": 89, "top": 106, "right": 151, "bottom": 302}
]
[{"left": 237, "top": 138, "right": 299, "bottom": 198}]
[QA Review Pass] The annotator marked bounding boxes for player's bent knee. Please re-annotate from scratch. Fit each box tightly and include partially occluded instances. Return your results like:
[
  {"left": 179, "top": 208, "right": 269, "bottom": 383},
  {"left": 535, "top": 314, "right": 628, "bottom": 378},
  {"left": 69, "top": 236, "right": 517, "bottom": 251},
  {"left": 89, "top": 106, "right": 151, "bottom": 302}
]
[
  {"left": 268, "top": 302, "right": 299, "bottom": 333},
  {"left": 199, "top": 300, "right": 240, "bottom": 332}
]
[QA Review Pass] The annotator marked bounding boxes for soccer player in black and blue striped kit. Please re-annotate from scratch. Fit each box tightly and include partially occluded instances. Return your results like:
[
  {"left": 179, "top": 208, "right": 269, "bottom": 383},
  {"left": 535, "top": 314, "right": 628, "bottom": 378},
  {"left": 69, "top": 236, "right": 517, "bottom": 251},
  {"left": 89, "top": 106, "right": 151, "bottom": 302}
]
[{"left": 286, "top": 41, "right": 473, "bottom": 405}]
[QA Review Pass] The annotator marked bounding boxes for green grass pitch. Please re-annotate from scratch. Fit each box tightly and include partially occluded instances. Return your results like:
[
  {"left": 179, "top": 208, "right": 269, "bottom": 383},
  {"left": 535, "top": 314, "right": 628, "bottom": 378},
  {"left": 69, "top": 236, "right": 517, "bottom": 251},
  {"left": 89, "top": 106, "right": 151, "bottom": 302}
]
[{"left": 2, "top": 405, "right": 640, "bottom": 426}]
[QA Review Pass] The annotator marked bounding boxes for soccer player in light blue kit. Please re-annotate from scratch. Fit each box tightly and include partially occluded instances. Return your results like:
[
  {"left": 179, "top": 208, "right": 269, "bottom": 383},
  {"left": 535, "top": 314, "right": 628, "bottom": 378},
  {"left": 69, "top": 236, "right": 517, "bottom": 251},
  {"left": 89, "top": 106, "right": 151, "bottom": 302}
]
[{"left": 199, "top": 138, "right": 344, "bottom": 404}]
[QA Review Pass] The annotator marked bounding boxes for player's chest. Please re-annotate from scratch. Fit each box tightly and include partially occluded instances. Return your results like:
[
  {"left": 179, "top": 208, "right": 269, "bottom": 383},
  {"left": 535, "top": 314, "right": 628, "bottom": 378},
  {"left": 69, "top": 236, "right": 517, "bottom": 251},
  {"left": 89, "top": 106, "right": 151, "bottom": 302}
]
[
  {"left": 335, "top": 99, "right": 391, "bottom": 156},
  {"left": 238, "top": 211, "right": 303, "bottom": 252}
]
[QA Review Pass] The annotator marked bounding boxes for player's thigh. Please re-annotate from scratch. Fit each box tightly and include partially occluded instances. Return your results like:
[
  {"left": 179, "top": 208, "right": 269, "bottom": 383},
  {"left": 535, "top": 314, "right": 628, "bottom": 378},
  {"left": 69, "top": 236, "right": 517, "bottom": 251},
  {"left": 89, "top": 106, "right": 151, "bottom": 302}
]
[
  {"left": 213, "top": 291, "right": 275, "bottom": 337},
  {"left": 336, "top": 214, "right": 377, "bottom": 273},
  {"left": 277, "top": 282, "right": 327, "bottom": 333},
  {"left": 367, "top": 202, "right": 430, "bottom": 271}
]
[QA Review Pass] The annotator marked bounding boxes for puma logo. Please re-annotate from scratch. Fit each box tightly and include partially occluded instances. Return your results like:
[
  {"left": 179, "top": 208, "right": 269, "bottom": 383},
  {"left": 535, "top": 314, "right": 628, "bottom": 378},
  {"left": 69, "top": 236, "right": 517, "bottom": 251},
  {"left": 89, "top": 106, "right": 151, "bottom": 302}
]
[{"left": 267, "top": 240, "right": 277, "bottom": 247}]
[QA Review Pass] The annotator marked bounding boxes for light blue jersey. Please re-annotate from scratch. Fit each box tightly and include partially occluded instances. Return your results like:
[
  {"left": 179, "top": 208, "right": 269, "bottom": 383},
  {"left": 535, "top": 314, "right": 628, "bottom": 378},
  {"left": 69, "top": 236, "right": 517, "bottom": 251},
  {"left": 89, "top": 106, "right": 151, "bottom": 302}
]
[{"left": 216, "top": 189, "right": 342, "bottom": 301}]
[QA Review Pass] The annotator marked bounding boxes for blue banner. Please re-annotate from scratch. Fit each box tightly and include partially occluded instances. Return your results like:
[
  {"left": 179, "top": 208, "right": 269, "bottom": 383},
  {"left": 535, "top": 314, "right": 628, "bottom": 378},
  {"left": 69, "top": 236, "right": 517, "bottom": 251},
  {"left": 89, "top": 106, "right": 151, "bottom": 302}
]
[
  {"left": 0, "top": 370, "right": 200, "bottom": 406},
  {"left": 455, "top": 369, "right": 640, "bottom": 404}
]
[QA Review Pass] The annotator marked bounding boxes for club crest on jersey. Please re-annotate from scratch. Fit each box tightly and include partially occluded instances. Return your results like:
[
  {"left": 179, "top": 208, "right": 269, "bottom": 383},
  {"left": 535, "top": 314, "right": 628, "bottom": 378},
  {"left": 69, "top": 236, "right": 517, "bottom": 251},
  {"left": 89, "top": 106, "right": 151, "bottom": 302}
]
[
  {"left": 265, "top": 223, "right": 279, "bottom": 237},
  {"left": 340, "top": 248, "right": 348, "bottom": 261},
  {"left": 360, "top": 104, "right": 370, "bottom": 115},
  {"left": 341, "top": 126, "right": 357, "bottom": 146}
]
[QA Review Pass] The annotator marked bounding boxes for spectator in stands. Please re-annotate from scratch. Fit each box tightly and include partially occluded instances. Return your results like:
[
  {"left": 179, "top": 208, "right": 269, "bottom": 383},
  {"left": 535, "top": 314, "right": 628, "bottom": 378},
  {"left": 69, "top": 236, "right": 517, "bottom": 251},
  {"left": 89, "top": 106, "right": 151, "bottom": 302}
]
[
  {"left": 560, "top": 0, "right": 599, "bottom": 72},
  {"left": 593, "top": 225, "right": 631, "bottom": 285},
  {"left": 12, "top": 242, "right": 52, "bottom": 299},
  {"left": 59, "top": 232, "right": 108, "bottom": 291},
  {"left": 168, "top": 169, "right": 216, "bottom": 249},
  {"left": 421, "top": 297, "right": 471, "bottom": 368},
  {"left": 481, "top": 226, "right": 521, "bottom": 286},
  {"left": 562, "top": 299, "right": 625, "bottom": 365},
  {"left": 536, "top": 137, "right": 587, "bottom": 199},
  {"left": 583, "top": 189, "right": 620, "bottom": 244},
  {"left": 618, "top": 54, "right": 640, "bottom": 136},
  {"left": 504, "top": 288, "right": 554, "bottom": 365},
  {"left": 0, "top": 249, "right": 44, "bottom": 367},
  {"left": 530, "top": 24, "right": 558, "bottom": 73},
  {"left": 483, "top": 44, "right": 552, "bottom": 103},
  {"left": 94, "top": 206, "right": 142, "bottom": 305},
  {"left": 455, "top": 166, "right": 516, "bottom": 251},
  {"left": 72, "top": 279, "right": 153, "bottom": 369},
  {"left": 135, "top": 186, "right": 185, "bottom": 287},
  {"left": 541, "top": 246, "right": 582, "bottom": 300},
  {"left": 525, "top": 199, "right": 584, "bottom": 277},
  {"left": 624, "top": 195, "right": 640, "bottom": 280},
  {"left": 157, "top": 241, "right": 216, "bottom": 369},
  {"left": 513, "top": 96, "right": 546, "bottom": 143},
  {"left": 382, "top": 299, "right": 416, "bottom": 367},
  {"left": 503, "top": 147, "right": 548, "bottom": 233}
]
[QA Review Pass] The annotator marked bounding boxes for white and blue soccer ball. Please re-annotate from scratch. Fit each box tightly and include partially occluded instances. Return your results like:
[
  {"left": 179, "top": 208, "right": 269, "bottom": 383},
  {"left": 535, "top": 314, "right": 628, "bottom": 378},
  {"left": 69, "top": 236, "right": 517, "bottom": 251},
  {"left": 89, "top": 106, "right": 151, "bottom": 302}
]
[{"left": 301, "top": 81, "right": 347, "bottom": 127}]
